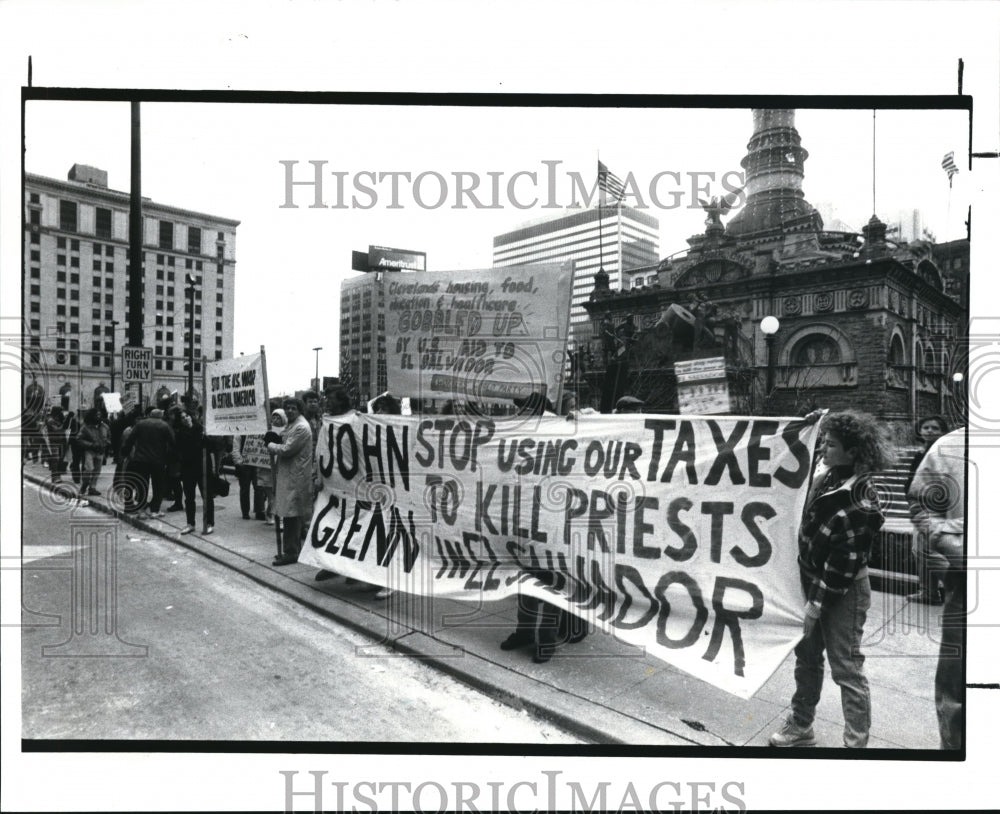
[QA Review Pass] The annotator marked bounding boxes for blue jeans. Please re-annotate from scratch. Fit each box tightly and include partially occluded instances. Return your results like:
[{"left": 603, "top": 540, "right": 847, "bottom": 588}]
[
  {"left": 937, "top": 566, "right": 965, "bottom": 749},
  {"left": 791, "top": 576, "right": 872, "bottom": 747}
]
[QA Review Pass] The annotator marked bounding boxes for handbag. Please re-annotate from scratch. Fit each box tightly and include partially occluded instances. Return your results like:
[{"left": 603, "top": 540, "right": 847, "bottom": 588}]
[{"left": 212, "top": 471, "right": 231, "bottom": 498}]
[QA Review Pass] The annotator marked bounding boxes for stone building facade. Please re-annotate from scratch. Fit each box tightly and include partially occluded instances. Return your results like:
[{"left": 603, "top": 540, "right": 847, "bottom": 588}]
[{"left": 581, "top": 110, "right": 967, "bottom": 440}]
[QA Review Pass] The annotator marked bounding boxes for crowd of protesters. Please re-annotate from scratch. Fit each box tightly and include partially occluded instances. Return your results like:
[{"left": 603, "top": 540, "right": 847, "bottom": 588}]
[{"left": 22, "top": 378, "right": 967, "bottom": 749}]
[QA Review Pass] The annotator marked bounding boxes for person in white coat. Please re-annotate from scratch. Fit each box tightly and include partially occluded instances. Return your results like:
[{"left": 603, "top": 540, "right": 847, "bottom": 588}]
[{"left": 267, "top": 397, "right": 315, "bottom": 566}]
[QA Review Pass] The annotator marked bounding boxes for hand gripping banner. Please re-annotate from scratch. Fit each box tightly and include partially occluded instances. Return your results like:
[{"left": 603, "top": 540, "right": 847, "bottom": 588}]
[{"left": 299, "top": 411, "right": 821, "bottom": 698}]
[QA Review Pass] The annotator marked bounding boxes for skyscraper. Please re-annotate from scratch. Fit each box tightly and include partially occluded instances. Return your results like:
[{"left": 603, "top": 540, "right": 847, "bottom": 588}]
[
  {"left": 23, "top": 165, "right": 239, "bottom": 409},
  {"left": 492, "top": 205, "right": 659, "bottom": 342}
]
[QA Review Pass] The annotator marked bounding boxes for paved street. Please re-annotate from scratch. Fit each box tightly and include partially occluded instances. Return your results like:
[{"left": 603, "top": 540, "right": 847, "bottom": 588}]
[
  {"left": 20, "top": 478, "right": 582, "bottom": 743},
  {"left": 21, "top": 461, "right": 945, "bottom": 748}
]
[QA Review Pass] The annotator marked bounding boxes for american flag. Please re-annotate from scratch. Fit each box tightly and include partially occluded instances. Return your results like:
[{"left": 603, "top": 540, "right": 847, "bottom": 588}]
[
  {"left": 597, "top": 160, "right": 626, "bottom": 203},
  {"left": 941, "top": 151, "right": 959, "bottom": 187}
]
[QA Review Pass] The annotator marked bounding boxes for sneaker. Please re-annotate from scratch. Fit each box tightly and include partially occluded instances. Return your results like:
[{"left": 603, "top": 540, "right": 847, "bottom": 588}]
[
  {"left": 769, "top": 720, "right": 816, "bottom": 747},
  {"left": 374, "top": 587, "right": 394, "bottom": 600},
  {"left": 149, "top": 511, "right": 166, "bottom": 519},
  {"left": 180, "top": 525, "right": 195, "bottom": 534},
  {"left": 203, "top": 525, "right": 214, "bottom": 534}
]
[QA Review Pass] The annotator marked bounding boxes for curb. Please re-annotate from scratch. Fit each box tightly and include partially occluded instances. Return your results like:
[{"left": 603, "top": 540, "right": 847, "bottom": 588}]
[{"left": 23, "top": 471, "right": 700, "bottom": 746}]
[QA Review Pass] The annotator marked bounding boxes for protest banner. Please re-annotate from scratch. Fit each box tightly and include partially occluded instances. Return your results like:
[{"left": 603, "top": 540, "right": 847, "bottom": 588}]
[
  {"left": 299, "top": 411, "right": 822, "bottom": 698},
  {"left": 205, "top": 352, "right": 268, "bottom": 435},
  {"left": 383, "top": 263, "right": 572, "bottom": 406}
]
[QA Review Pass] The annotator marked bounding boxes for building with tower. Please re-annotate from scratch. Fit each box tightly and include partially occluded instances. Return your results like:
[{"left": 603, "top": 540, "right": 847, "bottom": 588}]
[{"left": 582, "top": 109, "right": 967, "bottom": 440}]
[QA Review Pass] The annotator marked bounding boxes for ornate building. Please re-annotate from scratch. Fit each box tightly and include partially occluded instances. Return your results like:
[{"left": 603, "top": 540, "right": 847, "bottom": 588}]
[{"left": 582, "top": 109, "right": 967, "bottom": 440}]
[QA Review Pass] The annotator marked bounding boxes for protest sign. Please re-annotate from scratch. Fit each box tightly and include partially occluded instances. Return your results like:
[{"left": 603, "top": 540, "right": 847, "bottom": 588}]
[
  {"left": 299, "top": 412, "right": 821, "bottom": 698},
  {"left": 101, "top": 391, "right": 123, "bottom": 414},
  {"left": 239, "top": 434, "right": 272, "bottom": 469},
  {"left": 384, "top": 263, "right": 572, "bottom": 405},
  {"left": 205, "top": 352, "right": 268, "bottom": 435}
]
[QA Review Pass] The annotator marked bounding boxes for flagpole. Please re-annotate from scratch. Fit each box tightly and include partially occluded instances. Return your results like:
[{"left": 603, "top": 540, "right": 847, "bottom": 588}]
[
  {"left": 597, "top": 158, "right": 605, "bottom": 276},
  {"left": 616, "top": 196, "right": 623, "bottom": 289}
]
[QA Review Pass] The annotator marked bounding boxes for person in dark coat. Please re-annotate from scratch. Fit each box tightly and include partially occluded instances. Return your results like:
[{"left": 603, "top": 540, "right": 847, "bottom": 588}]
[
  {"left": 120, "top": 408, "right": 175, "bottom": 517},
  {"left": 173, "top": 407, "right": 214, "bottom": 534},
  {"left": 76, "top": 409, "right": 106, "bottom": 496},
  {"left": 44, "top": 406, "right": 68, "bottom": 482}
]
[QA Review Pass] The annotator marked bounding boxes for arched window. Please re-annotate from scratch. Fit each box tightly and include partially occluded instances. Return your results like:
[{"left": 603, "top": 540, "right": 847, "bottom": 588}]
[
  {"left": 924, "top": 346, "right": 936, "bottom": 373},
  {"left": 889, "top": 334, "right": 906, "bottom": 365},
  {"left": 791, "top": 335, "right": 842, "bottom": 365}
]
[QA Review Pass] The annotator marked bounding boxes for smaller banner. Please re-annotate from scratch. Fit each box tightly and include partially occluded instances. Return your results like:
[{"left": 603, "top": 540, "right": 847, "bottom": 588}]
[
  {"left": 101, "top": 392, "right": 124, "bottom": 413},
  {"left": 205, "top": 352, "right": 268, "bottom": 435},
  {"left": 385, "top": 263, "right": 573, "bottom": 405},
  {"left": 240, "top": 435, "right": 272, "bottom": 469},
  {"left": 120, "top": 390, "right": 137, "bottom": 415},
  {"left": 676, "top": 356, "right": 731, "bottom": 415}
]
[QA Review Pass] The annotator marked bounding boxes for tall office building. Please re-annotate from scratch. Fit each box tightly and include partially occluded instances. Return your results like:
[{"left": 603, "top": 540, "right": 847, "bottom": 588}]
[
  {"left": 23, "top": 165, "right": 239, "bottom": 408},
  {"left": 492, "top": 205, "right": 659, "bottom": 342},
  {"left": 339, "top": 271, "right": 388, "bottom": 403}
]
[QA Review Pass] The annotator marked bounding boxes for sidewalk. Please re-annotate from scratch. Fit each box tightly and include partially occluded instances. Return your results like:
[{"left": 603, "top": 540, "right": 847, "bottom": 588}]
[{"left": 23, "top": 461, "right": 944, "bottom": 749}]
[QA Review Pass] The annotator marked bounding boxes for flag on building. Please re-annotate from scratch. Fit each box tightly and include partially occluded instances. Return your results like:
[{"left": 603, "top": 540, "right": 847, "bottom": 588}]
[
  {"left": 941, "top": 151, "right": 959, "bottom": 187},
  {"left": 597, "top": 160, "right": 626, "bottom": 204}
]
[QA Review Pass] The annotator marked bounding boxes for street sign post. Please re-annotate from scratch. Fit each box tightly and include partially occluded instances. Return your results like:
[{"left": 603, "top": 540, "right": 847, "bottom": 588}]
[{"left": 122, "top": 346, "right": 153, "bottom": 383}]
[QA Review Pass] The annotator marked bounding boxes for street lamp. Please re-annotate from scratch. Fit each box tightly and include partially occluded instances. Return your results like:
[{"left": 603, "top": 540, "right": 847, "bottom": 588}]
[
  {"left": 760, "top": 315, "right": 780, "bottom": 411},
  {"left": 312, "top": 346, "right": 322, "bottom": 391},
  {"left": 185, "top": 273, "right": 197, "bottom": 400}
]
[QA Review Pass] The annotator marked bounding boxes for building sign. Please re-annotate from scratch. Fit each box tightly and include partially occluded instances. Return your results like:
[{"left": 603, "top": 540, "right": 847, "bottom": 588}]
[
  {"left": 675, "top": 356, "right": 732, "bottom": 415},
  {"left": 369, "top": 245, "right": 427, "bottom": 272},
  {"left": 205, "top": 352, "right": 269, "bottom": 435},
  {"left": 122, "top": 346, "right": 153, "bottom": 383},
  {"left": 300, "top": 412, "right": 822, "bottom": 699},
  {"left": 384, "top": 263, "right": 573, "bottom": 404}
]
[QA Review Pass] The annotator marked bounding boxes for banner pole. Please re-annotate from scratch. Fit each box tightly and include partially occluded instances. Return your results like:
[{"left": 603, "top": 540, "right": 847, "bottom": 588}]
[
  {"left": 259, "top": 346, "right": 280, "bottom": 557},
  {"left": 260, "top": 345, "right": 271, "bottom": 431},
  {"left": 201, "top": 355, "right": 209, "bottom": 532}
]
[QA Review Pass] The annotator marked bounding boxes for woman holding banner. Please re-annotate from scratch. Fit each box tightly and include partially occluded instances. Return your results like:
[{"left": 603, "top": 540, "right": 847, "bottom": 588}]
[
  {"left": 770, "top": 410, "right": 888, "bottom": 749},
  {"left": 267, "top": 398, "right": 313, "bottom": 566}
]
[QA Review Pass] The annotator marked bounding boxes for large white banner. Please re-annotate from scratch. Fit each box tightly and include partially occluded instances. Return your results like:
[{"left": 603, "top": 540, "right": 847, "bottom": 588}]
[
  {"left": 384, "top": 263, "right": 572, "bottom": 405},
  {"left": 204, "top": 352, "right": 268, "bottom": 435},
  {"left": 300, "top": 411, "right": 822, "bottom": 699}
]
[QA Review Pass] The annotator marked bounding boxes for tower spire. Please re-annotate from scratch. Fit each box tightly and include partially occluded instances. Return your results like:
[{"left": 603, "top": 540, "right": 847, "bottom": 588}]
[{"left": 725, "top": 109, "right": 821, "bottom": 238}]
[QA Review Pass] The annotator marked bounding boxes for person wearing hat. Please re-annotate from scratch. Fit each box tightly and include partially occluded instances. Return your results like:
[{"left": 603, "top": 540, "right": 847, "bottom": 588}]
[
  {"left": 261, "top": 408, "right": 288, "bottom": 527},
  {"left": 267, "top": 398, "right": 314, "bottom": 566},
  {"left": 614, "top": 395, "right": 645, "bottom": 414}
]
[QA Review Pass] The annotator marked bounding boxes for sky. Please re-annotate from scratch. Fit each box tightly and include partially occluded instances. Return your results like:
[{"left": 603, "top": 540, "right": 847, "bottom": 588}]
[
  {"left": 2, "top": 1, "right": 1000, "bottom": 812},
  {"left": 21, "top": 101, "right": 972, "bottom": 394}
]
